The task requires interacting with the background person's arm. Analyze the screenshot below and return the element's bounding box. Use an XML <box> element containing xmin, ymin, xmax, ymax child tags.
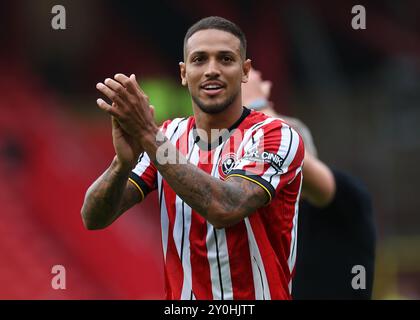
<box><xmin>242</xmin><ymin>68</ymin><xmax>335</xmax><ymax>208</ymax></box>
<box><xmin>300</xmin><ymin>152</ymin><xmax>336</xmax><ymax>208</ymax></box>
<box><xmin>279</xmin><ymin>115</ymin><xmax>336</xmax><ymax>207</ymax></box>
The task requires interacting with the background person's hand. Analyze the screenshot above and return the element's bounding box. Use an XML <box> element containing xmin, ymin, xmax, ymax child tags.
<box><xmin>242</xmin><ymin>68</ymin><xmax>273</xmax><ymax>106</ymax></box>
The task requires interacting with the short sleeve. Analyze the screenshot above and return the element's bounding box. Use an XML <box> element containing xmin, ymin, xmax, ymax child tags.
<box><xmin>129</xmin><ymin>152</ymin><xmax>158</xmax><ymax>201</ymax></box>
<box><xmin>128</xmin><ymin>118</ymin><xmax>180</xmax><ymax>200</ymax></box>
<box><xmin>226</xmin><ymin>120</ymin><xmax>304</xmax><ymax>202</ymax></box>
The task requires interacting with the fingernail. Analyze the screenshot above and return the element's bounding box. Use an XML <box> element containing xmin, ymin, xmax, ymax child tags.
<box><xmin>96</xmin><ymin>83</ymin><xmax>103</xmax><ymax>89</ymax></box>
<box><xmin>96</xmin><ymin>98</ymin><xmax>103</xmax><ymax>105</ymax></box>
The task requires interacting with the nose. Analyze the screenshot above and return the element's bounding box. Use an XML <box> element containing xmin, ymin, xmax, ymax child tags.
<box><xmin>204</xmin><ymin>59</ymin><xmax>221</xmax><ymax>78</ymax></box>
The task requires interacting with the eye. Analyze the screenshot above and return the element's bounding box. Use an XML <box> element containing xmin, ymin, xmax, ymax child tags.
<box><xmin>192</xmin><ymin>56</ymin><xmax>205</xmax><ymax>63</ymax></box>
<box><xmin>222</xmin><ymin>56</ymin><xmax>233</xmax><ymax>63</ymax></box>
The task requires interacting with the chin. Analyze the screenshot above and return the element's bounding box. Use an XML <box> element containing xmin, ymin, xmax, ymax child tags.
<box><xmin>193</xmin><ymin>94</ymin><xmax>238</xmax><ymax>115</ymax></box>
<box><xmin>197</xmin><ymin>101</ymin><xmax>231</xmax><ymax>114</ymax></box>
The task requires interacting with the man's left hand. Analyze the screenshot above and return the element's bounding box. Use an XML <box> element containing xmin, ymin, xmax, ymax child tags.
<box><xmin>96</xmin><ymin>73</ymin><xmax>157</xmax><ymax>144</ymax></box>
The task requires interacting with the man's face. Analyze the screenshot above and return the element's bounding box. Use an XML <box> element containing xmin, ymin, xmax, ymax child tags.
<box><xmin>180</xmin><ymin>29</ymin><xmax>251</xmax><ymax>114</ymax></box>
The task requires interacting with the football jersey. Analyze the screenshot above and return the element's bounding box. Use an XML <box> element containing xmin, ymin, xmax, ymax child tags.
<box><xmin>129</xmin><ymin>107</ymin><xmax>304</xmax><ymax>300</ymax></box>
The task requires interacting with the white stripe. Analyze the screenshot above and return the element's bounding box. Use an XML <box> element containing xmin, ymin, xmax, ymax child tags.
<box><xmin>206</xmin><ymin>225</ymin><xmax>234</xmax><ymax>300</ymax></box>
<box><xmin>269</xmin><ymin>125</ymin><xmax>301</xmax><ymax>190</ymax></box>
<box><xmin>288</xmin><ymin>166</ymin><xmax>303</xmax><ymax>293</ymax></box>
<box><xmin>244</xmin><ymin>218</ymin><xmax>271</xmax><ymax>300</ymax></box>
<box><xmin>237</xmin><ymin>118</ymin><xmax>277</xmax><ymax>156</ymax></box>
<box><xmin>205</xmin><ymin>142</ymin><xmax>234</xmax><ymax>300</ymax></box>
<box><xmin>179</xmin><ymin>135</ymin><xmax>199</xmax><ymax>299</ymax></box>
<box><xmin>132</xmin><ymin>152</ymin><xmax>151</xmax><ymax>177</ymax></box>
<box><xmin>158</xmin><ymin>174</ymin><xmax>169</xmax><ymax>261</ymax></box>
<box><xmin>179</xmin><ymin>200</ymin><xmax>193</xmax><ymax>299</ymax></box>
<box><xmin>261</xmin><ymin>123</ymin><xmax>291</xmax><ymax>188</ymax></box>
<box><xmin>164</xmin><ymin>117</ymin><xmax>189</xmax><ymax>141</ymax></box>
<box><xmin>233</xmin><ymin>118</ymin><xmax>280</xmax><ymax>177</ymax></box>
<box><xmin>157</xmin><ymin>118</ymin><xmax>187</xmax><ymax>264</ymax></box>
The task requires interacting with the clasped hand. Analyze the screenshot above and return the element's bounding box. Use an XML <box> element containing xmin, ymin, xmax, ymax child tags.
<box><xmin>96</xmin><ymin>73</ymin><xmax>156</xmax><ymax>143</ymax></box>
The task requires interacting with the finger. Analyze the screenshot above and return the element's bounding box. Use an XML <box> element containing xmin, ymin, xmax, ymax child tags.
<box><xmin>96</xmin><ymin>82</ymin><xmax>125</xmax><ymax>105</ymax></box>
<box><xmin>261</xmin><ymin>80</ymin><xmax>272</xmax><ymax>98</ymax></box>
<box><xmin>115</xmin><ymin>73</ymin><xmax>146</xmax><ymax>96</ymax></box>
<box><xmin>96</xmin><ymin>98</ymin><xmax>122</xmax><ymax>118</ymax></box>
<box><xmin>104</xmin><ymin>78</ymin><xmax>128</xmax><ymax>99</ymax></box>
<box><xmin>111</xmin><ymin>115</ymin><xmax>122</xmax><ymax>130</ymax></box>
<box><xmin>149</xmin><ymin>104</ymin><xmax>155</xmax><ymax>118</ymax></box>
<box><xmin>130</xmin><ymin>74</ymin><xmax>147</xmax><ymax>95</ymax></box>
<box><xmin>114</xmin><ymin>73</ymin><xmax>139</xmax><ymax>94</ymax></box>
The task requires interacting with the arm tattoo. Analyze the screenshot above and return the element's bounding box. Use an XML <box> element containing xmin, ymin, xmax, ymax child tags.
<box><xmin>81</xmin><ymin>159</ymin><xmax>141</xmax><ymax>229</ymax></box>
<box><xmin>149</xmin><ymin>137</ymin><xmax>268</xmax><ymax>227</ymax></box>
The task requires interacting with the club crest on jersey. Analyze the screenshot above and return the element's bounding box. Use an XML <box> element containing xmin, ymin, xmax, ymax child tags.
<box><xmin>243</xmin><ymin>147</ymin><xmax>284</xmax><ymax>172</ymax></box>
<box><xmin>218</xmin><ymin>153</ymin><xmax>237</xmax><ymax>178</ymax></box>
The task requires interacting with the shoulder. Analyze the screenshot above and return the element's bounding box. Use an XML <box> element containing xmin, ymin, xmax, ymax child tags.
<box><xmin>278</xmin><ymin>115</ymin><xmax>318</xmax><ymax>157</ymax></box>
<box><xmin>160</xmin><ymin>116</ymin><xmax>192</xmax><ymax>137</ymax></box>
<box><xmin>245</xmin><ymin>110</ymin><xmax>296</xmax><ymax>136</ymax></box>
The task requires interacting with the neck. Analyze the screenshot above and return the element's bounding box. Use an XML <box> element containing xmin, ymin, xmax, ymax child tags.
<box><xmin>193</xmin><ymin>101</ymin><xmax>244</xmax><ymax>144</ymax></box>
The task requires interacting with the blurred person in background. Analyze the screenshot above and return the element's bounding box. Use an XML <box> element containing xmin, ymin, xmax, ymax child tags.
<box><xmin>81</xmin><ymin>16</ymin><xmax>304</xmax><ymax>300</ymax></box>
<box><xmin>242</xmin><ymin>68</ymin><xmax>376</xmax><ymax>299</ymax></box>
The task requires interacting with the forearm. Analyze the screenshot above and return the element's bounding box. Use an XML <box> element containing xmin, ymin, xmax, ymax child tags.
<box><xmin>142</xmin><ymin>131</ymin><xmax>254</xmax><ymax>228</ymax></box>
<box><xmin>81</xmin><ymin>156</ymin><xmax>135</xmax><ymax>229</ymax></box>
<box><xmin>301</xmin><ymin>152</ymin><xmax>336</xmax><ymax>208</ymax></box>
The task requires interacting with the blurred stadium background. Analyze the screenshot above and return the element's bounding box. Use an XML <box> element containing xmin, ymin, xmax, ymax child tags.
<box><xmin>0</xmin><ymin>0</ymin><xmax>419</xmax><ymax>299</ymax></box>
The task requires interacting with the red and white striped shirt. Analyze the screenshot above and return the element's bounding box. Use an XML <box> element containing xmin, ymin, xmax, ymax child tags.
<box><xmin>129</xmin><ymin>107</ymin><xmax>304</xmax><ymax>300</ymax></box>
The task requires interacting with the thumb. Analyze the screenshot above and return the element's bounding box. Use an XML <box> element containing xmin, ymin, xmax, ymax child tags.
<box><xmin>111</xmin><ymin>116</ymin><xmax>121</xmax><ymax>129</ymax></box>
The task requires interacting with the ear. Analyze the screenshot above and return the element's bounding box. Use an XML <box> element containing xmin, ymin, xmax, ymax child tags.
<box><xmin>241</xmin><ymin>59</ymin><xmax>252</xmax><ymax>83</ymax></box>
<box><xmin>179</xmin><ymin>62</ymin><xmax>187</xmax><ymax>86</ymax></box>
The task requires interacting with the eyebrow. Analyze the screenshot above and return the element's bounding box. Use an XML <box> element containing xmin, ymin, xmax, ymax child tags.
<box><xmin>189</xmin><ymin>50</ymin><xmax>237</xmax><ymax>57</ymax></box>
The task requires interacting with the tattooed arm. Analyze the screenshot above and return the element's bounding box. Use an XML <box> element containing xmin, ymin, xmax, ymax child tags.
<box><xmin>144</xmin><ymin>133</ymin><xmax>269</xmax><ymax>229</ymax></box>
<box><xmin>81</xmin><ymin>156</ymin><xmax>142</xmax><ymax>230</ymax></box>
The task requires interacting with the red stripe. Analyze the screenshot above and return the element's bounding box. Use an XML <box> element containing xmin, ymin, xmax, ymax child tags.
<box><xmin>222</xmin><ymin>130</ymin><xmax>256</xmax><ymax>299</ymax></box>
<box><xmin>276</xmin><ymin>134</ymin><xmax>304</xmax><ymax>191</ymax></box>
<box><xmin>248</xmin><ymin>214</ymin><xmax>290</xmax><ymax>299</ymax></box>
<box><xmin>225</xmin><ymin>222</ymin><xmax>255</xmax><ymax>299</ymax></box>
<box><xmin>241</xmin><ymin>120</ymin><xmax>283</xmax><ymax>178</ymax></box>
<box><xmin>162</xmin><ymin>180</ymin><xmax>184</xmax><ymax>299</ymax></box>
<box><xmin>139</xmin><ymin>162</ymin><xmax>157</xmax><ymax>190</ymax></box>
<box><xmin>189</xmin><ymin>210</ymin><xmax>213</xmax><ymax>299</ymax></box>
<box><xmin>162</xmin><ymin>118</ymin><xmax>192</xmax><ymax>299</ymax></box>
<box><xmin>189</xmin><ymin>148</ymin><xmax>216</xmax><ymax>299</ymax></box>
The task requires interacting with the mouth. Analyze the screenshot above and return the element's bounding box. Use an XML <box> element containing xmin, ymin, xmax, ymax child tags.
<box><xmin>200</xmin><ymin>81</ymin><xmax>226</xmax><ymax>96</ymax></box>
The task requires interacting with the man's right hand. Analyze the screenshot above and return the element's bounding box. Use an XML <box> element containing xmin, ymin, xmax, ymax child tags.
<box><xmin>110</xmin><ymin>111</ymin><xmax>143</xmax><ymax>171</ymax></box>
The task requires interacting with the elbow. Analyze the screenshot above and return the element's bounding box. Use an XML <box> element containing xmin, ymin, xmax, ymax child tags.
<box><xmin>302</xmin><ymin>174</ymin><xmax>336</xmax><ymax>208</ymax></box>
<box><xmin>80</xmin><ymin>207</ymin><xmax>106</xmax><ymax>231</ymax></box>
<box><xmin>208</xmin><ymin>206</ymin><xmax>242</xmax><ymax>229</ymax></box>
<box><xmin>82</xmin><ymin>217</ymin><xmax>106</xmax><ymax>230</ymax></box>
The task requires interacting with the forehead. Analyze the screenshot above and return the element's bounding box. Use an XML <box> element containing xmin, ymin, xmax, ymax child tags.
<box><xmin>186</xmin><ymin>29</ymin><xmax>241</xmax><ymax>57</ymax></box>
